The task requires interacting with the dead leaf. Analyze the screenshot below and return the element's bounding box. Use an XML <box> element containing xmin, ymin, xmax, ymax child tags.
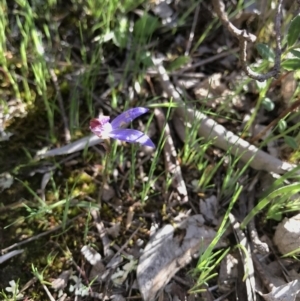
<box><xmin>81</xmin><ymin>245</ymin><xmax>106</xmax><ymax>282</ymax></box>
<box><xmin>102</xmin><ymin>183</ymin><xmax>115</xmax><ymax>202</ymax></box>
<box><xmin>199</xmin><ymin>195</ymin><xmax>218</xmax><ymax>225</ymax></box>
<box><xmin>0</xmin><ymin>172</ymin><xmax>14</xmax><ymax>192</ymax></box>
<box><xmin>137</xmin><ymin>214</ymin><xmax>218</xmax><ymax>301</ymax></box>
<box><xmin>273</xmin><ymin>213</ymin><xmax>300</xmax><ymax>255</ymax></box>
<box><xmin>89</xmin><ymin>261</ymin><xmax>106</xmax><ymax>282</ymax></box>
<box><xmin>260</xmin><ymin>280</ymin><xmax>300</xmax><ymax>301</ymax></box>
<box><xmin>111</xmin><ymin>295</ymin><xmax>126</xmax><ymax>301</ymax></box>
<box><xmin>111</xmin><ymin>256</ymin><xmax>137</xmax><ymax>286</ymax></box>
<box><xmin>151</xmin><ymin>0</ymin><xmax>176</xmax><ymax>27</ymax></box>
<box><xmin>106</xmin><ymin>222</ymin><xmax>121</xmax><ymax>238</ymax></box>
<box><xmin>281</xmin><ymin>72</ymin><xmax>296</xmax><ymax>105</ymax></box>
<box><xmin>218</xmin><ymin>253</ymin><xmax>238</xmax><ymax>292</ymax></box>
<box><xmin>51</xmin><ymin>270</ymin><xmax>71</xmax><ymax>291</ymax></box>
<box><xmin>81</xmin><ymin>245</ymin><xmax>102</xmax><ymax>266</ymax></box>
<box><xmin>264</xmin><ymin>261</ymin><xmax>286</xmax><ymax>288</ymax></box>
<box><xmin>0</xmin><ymin>130</ymin><xmax>13</xmax><ymax>141</ymax></box>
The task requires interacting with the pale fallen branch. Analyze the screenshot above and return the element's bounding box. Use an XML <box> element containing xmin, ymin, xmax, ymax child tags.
<box><xmin>154</xmin><ymin>58</ymin><xmax>297</xmax><ymax>175</ymax></box>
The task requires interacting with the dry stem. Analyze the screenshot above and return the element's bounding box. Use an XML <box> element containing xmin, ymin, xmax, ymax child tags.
<box><xmin>212</xmin><ymin>0</ymin><xmax>283</xmax><ymax>81</ymax></box>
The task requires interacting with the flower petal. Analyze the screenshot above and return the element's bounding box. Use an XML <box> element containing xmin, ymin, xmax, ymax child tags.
<box><xmin>90</xmin><ymin>116</ymin><xmax>110</xmax><ymax>129</ymax></box>
<box><xmin>111</xmin><ymin>107</ymin><xmax>149</xmax><ymax>129</ymax></box>
<box><xmin>90</xmin><ymin>117</ymin><xmax>112</xmax><ymax>137</ymax></box>
<box><xmin>109</xmin><ymin>129</ymin><xmax>155</xmax><ymax>148</ymax></box>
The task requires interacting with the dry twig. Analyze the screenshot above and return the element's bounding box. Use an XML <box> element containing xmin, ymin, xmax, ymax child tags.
<box><xmin>90</xmin><ymin>209</ymin><xmax>113</xmax><ymax>257</ymax></box>
<box><xmin>212</xmin><ymin>0</ymin><xmax>283</xmax><ymax>82</ymax></box>
<box><xmin>247</xmin><ymin>176</ymin><xmax>270</xmax><ymax>255</ymax></box>
<box><xmin>41</xmin><ymin>283</ymin><xmax>56</xmax><ymax>301</ymax></box>
<box><xmin>185</xmin><ymin>4</ymin><xmax>200</xmax><ymax>56</ymax></box>
<box><xmin>251</xmin><ymin>254</ymin><xmax>276</xmax><ymax>292</ymax></box>
<box><xmin>229</xmin><ymin>213</ymin><xmax>256</xmax><ymax>301</ymax></box>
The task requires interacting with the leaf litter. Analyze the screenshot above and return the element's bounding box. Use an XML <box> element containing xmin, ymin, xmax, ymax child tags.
<box><xmin>137</xmin><ymin>214</ymin><xmax>224</xmax><ymax>301</ymax></box>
